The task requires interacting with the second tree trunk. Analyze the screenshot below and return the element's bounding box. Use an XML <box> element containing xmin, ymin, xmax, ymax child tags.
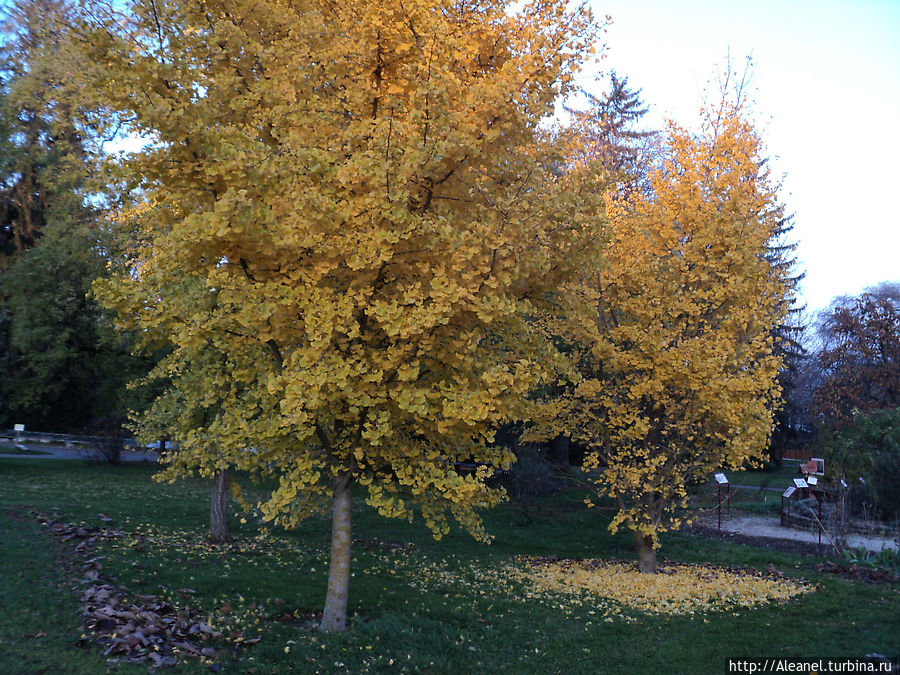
<box><xmin>210</xmin><ymin>468</ymin><xmax>233</xmax><ymax>544</ymax></box>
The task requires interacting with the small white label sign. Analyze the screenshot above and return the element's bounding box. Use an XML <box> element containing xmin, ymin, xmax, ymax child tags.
<box><xmin>793</xmin><ymin>478</ymin><xmax>808</xmax><ymax>489</ymax></box>
<box><xmin>13</xmin><ymin>424</ymin><xmax>25</xmax><ymax>432</ymax></box>
<box><xmin>714</xmin><ymin>473</ymin><xmax>728</xmax><ymax>484</ymax></box>
<box><xmin>783</xmin><ymin>486</ymin><xmax>796</xmax><ymax>498</ymax></box>
<box><xmin>807</xmin><ymin>476</ymin><xmax>818</xmax><ymax>486</ymax></box>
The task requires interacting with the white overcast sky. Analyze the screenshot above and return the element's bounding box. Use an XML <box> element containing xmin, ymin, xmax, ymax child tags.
<box><xmin>581</xmin><ymin>0</ymin><xmax>900</xmax><ymax>314</ymax></box>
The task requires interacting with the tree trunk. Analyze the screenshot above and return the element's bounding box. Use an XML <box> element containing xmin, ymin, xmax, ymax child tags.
<box><xmin>210</xmin><ymin>469</ymin><xmax>233</xmax><ymax>544</ymax></box>
<box><xmin>549</xmin><ymin>435</ymin><xmax>570</xmax><ymax>466</ymax></box>
<box><xmin>319</xmin><ymin>472</ymin><xmax>353</xmax><ymax>633</ymax></box>
<box><xmin>634</xmin><ymin>531</ymin><xmax>657</xmax><ymax>573</ymax></box>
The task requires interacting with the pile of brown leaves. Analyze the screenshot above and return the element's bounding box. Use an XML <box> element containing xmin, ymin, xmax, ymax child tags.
<box><xmin>816</xmin><ymin>561</ymin><xmax>899</xmax><ymax>584</ymax></box>
<box><xmin>33</xmin><ymin>510</ymin><xmax>125</xmax><ymax>551</ymax></box>
<box><xmin>79</xmin><ymin>579</ymin><xmax>228</xmax><ymax>668</ymax></box>
<box><xmin>32</xmin><ymin>511</ymin><xmax>259</xmax><ymax>668</ymax></box>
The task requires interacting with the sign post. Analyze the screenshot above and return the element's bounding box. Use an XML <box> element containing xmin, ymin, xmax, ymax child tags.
<box><xmin>714</xmin><ymin>473</ymin><xmax>729</xmax><ymax>532</ymax></box>
<box><xmin>782</xmin><ymin>486</ymin><xmax>796</xmax><ymax>527</ymax></box>
<box><xmin>818</xmin><ymin>495</ymin><xmax>823</xmax><ymax>546</ymax></box>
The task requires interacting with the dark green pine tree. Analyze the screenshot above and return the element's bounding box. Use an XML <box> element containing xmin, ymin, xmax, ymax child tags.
<box><xmin>765</xmin><ymin>212</ymin><xmax>808</xmax><ymax>465</ymax></box>
<box><xmin>569</xmin><ymin>71</ymin><xmax>657</xmax><ymax>188</ymax></box>
<box><xmin>523</xmin><ymin>73</ymin><xmax>656</xmax><ymax>467</ymax></box>
<box><xmin>0</xmin><ymin>0</ymin><xmax>89</xmax><ymax>266</ymax></box>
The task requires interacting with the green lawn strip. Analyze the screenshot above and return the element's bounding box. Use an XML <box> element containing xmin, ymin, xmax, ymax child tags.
<box><xmin>0</xmin><ymin>509</ymin><xmax>142</xmax><ymax>673</ymax></box>
<box><xmin>691</xmin><ymin>479</ymin><xmax>786</xmax><ymax>517</ymax></box>
<box><xmin>1</xmin><ymin>458</ymin><xmax>898</xmax><ymax>673</ymax></box>
<box><xmin>722</xmin><ymin>462</ymin><xmax>805</xmax><ymax>489</ymax></box>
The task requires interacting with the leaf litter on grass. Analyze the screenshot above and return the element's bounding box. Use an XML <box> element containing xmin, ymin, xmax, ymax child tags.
<box><xmin>392</xmin><ymin>550</ymin><xmax>815</xmax><ymax>623</ymax></box>
<box><xmin>504</xmin><ymin>556</ymin><xmax>815</xmax><ymax>619</ymax></box>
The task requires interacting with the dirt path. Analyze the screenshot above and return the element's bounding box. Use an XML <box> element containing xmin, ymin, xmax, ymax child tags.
<box><xmin>700</xmin><ymin>514</ymin><xmax>897</xmax><ymax>553</ymax></box>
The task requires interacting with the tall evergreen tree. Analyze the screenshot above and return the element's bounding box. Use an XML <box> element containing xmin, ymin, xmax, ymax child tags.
<box><xmin>0</xmin><ymin>0</ymin><xmax>147</xmax><ymax>431</ymax></box>
<box><xmin>766</xmin><ymin>213</ymin><xmax>807</xmax><ymax>463</ymax></box>
<box><xmin>525</xmin><ymin>73</ymin><xmax>654</xmax><ymax>466</ymax></box>
<box><xmin>566</xmin><ymin>71</ymin><xmax>657</xmax><ymax>189</ymax></box>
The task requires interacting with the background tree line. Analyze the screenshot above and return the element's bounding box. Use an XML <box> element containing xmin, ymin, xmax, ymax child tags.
<box><xmin>775</xmin><ymin>281</ymin><xmax>900</xmax><ymax>520</ymax></box>
<box><xmin>0</xmin><ymin>0</ymin><xmax>156</xmax><ymax>435</ymax></box>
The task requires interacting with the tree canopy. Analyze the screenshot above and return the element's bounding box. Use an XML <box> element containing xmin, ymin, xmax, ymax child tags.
<box><xmin>528</xmin><ymin>98</ymin><xmax>790</xmax><ymax>572</ymax></box>
<box><xmin>813</xmin><ymin>283</ymin><xmax>900</xmax><ymax>423</ymax></box>
<box><xmin>84</xmin><ymin>0</ymin><xmax>598</xmax><ymax>630</ymax></box>
<box><xmin>0</xmin><ymin>0</ymin><xmax>144</xmax><ymax>431</ymax></box>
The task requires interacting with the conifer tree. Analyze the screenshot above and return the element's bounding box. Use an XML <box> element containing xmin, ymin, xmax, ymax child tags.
<box><xmin>576</xmin><ymin>71</ymin><xmax>656</xmax><ymax>181</ymax></box>
<box><xmin>765</xmin><ymin>213</ymin><xmax>807</xmax><ymax>463</ymax></box>
<box><xmin>0</xmin><ymin>0</ymin><xmax>88</xmax><ymax>266</ymax></box>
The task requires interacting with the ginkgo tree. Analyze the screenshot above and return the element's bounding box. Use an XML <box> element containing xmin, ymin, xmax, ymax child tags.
<box><xmin>528</xmin><ymin>98</ymin><xmax>789</xmax><ymax>573</ymax></box>
<box><xmin>80</xmin><ymin>0</ymin><xmax>598</xmax><ymax>631</ymax></box>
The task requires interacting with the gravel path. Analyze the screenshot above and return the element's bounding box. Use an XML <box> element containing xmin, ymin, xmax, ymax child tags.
<box><xmin>700</xmin><ymin>514</ymin><xmax>898</xmax><ymax>553</ymax></box>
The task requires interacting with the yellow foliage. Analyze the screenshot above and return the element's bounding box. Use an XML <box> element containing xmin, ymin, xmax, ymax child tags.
<box><xmin>528</xmin><ymin>100</ymin><xmax>790</xmax><ymax>549</ymax></box>
<box><xmin>84</xmin><ymin>0</ymin><xmax>600</xmax><ymax>539</ymax></box>
<box><xmin>509</xmin><ymin>558</ymin><xmax>813</xmax><ymax>616</ymax></box>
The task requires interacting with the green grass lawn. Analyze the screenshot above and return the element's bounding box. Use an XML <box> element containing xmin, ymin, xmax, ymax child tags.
<box><xmin>714</xmin><ymin>461</ymin><xmax>804</xmax><ymax>489</ymax></box>
<box><xmin>690</xmin><ymin>462</ymin><xmax>810</xmax><ymax>516</ymax></box>
<box><xmin>1</xmin><ymin>458</ymin><xmax>898</xmax><ymax>674</ymax></box>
